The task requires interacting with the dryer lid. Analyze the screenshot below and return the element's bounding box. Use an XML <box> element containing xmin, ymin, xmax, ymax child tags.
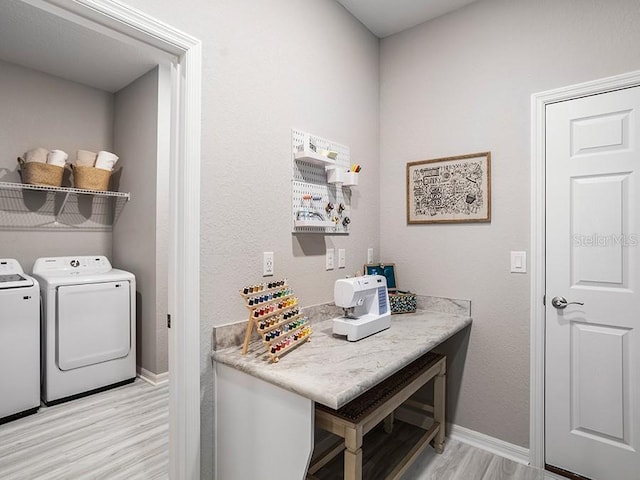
<box><xmin>0</xmin><ymin>259</ymin><xmax>34</xmax><ymax>289</ymax></box>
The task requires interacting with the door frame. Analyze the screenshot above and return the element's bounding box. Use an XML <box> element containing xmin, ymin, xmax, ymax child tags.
<box><xmin>22</xmin><ymin>0</ymin><xmax>202</xmax><ymax>478</ymax></box>
<box><xmin>530</xmin><ymin>70</ymin><xmax>640</xmax><ymax>469</ymax></box>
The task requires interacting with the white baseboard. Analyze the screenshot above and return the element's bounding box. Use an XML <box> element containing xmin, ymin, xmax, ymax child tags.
<box><xmin>137</xmin><ymin>367</ymin><xmax>169</xmax><ymax>386</ymax></box>
<box><xmin>447</xmin><ymin>423</ymin><xmax>530</xmax><ymax>465</ymax></box>
<box><xmin>395</xmin><ymin>406</ymin><xmax>530</xmax><ymax>465</ymax></box>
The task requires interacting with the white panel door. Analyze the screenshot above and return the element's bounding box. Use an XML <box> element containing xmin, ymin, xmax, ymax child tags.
<box><xmin>545</xmin><ymin>87</ymin><xmax>640</xmax><ymax>480</ymax></box>
<box><xmin>57</xmin><ymin>281</ymin><xmax>131</xmax><ymax>370</ymax></box>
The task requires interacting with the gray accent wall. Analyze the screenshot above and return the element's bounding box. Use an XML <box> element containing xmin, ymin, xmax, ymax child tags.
<box><xmin>71</xmin><ymin>0</ymin><xmax>640</xmax><ymax>476</ymax></box>
<box><xmin>379</xmin><ymin>0</ymin><xmax>640</xmax><ymax>448</ymax></box>
<box><xmin>113</xmin><ymin>66</ymin><xmax>170</xmax><ymax>377</ymax></box>
<box><xmin>0</xmin><ymin>58</ymin><xmax>168</xmax><ymax>377</ymax></box>
<box><xmin>122</xmin><ymin>1</ymin><xmax>381</xmax><ymax>478</ymax></box>
<box><xmin>0</xmin><ymin>59</ymin><xmax>114</xmax><ymax>270</ymax></box>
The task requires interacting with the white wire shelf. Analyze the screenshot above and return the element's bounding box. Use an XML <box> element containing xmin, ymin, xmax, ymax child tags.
<box><xmin>0</xmin><ymin>181</ymin><xmax>130</xmax><ymax>231</ymax></box>
<box><xmin>0</xmin><ymin>181</ymin><xmax>130</xmax><ymax>199</ymax></box>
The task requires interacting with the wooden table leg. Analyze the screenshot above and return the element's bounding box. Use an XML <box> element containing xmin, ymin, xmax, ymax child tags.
<box><xmin>433</xmin><ymin>359</ymin><xmax>446</xmax><ymax>454</ymax></box>
<box><xmin>344</xmin><ymin>425</ymin><xmax>363</xmax><ymax>480</ymax></box>
<box><xmin>384</xmin><ymin>411</ymin><xmax>395</xmax><ymax>434</ymax></box>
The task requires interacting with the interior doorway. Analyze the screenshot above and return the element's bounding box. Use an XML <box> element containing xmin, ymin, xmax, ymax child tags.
<box><xmin>531</xmin><ymin>71</ymin><xmax>640</xmax><ymax>477</ymax></box>
<box><xmin>544</xmin><ymin>86</ymin><xmax>640</xmax><ymax>480</ymax></box>
<box><xmin>0</xmin><ymin>1</ymin><xmax>202</xmax><ymax>478</ymax></box>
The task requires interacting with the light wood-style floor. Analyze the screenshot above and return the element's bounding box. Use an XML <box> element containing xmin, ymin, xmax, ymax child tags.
<box><xmin>0</xmin><ymin>379</ymin><xmax>168</xmax><ymax>480</ymax></box>
<box><xmin>0</xmin><ymin>380</ymin><xmax>558</xmax><ymax>480</ymax></box>
<box><xmin>313</xmin><ymin>421</ymin><xmax>556</xmax><ymax>480</ymax></box>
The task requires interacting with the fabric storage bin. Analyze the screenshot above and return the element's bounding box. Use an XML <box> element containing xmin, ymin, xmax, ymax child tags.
<box><xmin>389</xmin><ymin>291</ymin><xmax>417</xmax><ymax>314</ymax></box>
<box><xmin>364</xmin><ymin>263</ymin><xmax>416</xmax><ymax>314</ymax></box>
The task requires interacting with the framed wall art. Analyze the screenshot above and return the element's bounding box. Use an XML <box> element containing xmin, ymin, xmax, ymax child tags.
<box><xmin>406</xmin><ymin>152</ymin><xmax>491</xmax><ymax>224</ymax></box>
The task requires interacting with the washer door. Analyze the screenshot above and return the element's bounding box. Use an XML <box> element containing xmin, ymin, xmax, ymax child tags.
<box><xmin>56</xmin><ymin>281</ymin><xmax>130</xmax><ymax>371</ymax></box>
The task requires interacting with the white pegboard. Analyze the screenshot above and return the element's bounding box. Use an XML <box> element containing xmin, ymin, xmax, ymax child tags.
<box><xmin>292</xmin><ymin>181</ymin><xmax>351</xmax><ymax>234</ymax></box>
<box><xmin>291</xmin><ymin>129</ymin><xmax>353</xmax><ymax>234</ymax></box>
<box><xmin>292</xmin><ymin>129</ymin><xmax>350</xmax><ymax>183</ymax></box>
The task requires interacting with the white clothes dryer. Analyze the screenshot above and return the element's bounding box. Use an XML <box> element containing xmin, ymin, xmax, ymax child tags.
<box><xmin>0</xmin><ymin>259</ymin><xmax>40</xmax><ymax>424</ymax></box>
<box><xmin>32</xmin><ymin>256</ymin><xmax>136</xmax><ymax>405</ymax></box>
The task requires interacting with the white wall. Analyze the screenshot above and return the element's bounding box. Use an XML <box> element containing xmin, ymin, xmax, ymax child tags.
<box><xmin>120</xmin><ymin>1</ymin><xmax>380</xmax><ymax>477</ymax></box>
<box><xmin>113</xmin><ymin>66</ymin><xmax>170</xmax><ymax>376</ymax></box>
<box><xmin>0</xmin><ymin>59</ymin><xmax>114</xmax><ymax>269</ymax></box>
<box><xmin>379</xmin><ymin>0</ymin><xmax>640</xmax><ymax>448</ymax></box>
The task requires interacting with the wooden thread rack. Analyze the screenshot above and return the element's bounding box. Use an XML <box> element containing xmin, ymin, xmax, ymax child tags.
<box><xmin>240</xmin><ymin>279</ymin><xmax>312</xmax><ymax>363</ymax></box>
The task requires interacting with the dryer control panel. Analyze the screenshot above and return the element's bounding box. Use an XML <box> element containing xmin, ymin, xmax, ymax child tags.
<box><xmin>32</xmin><ymin>256</ymin><xmax>112</xmax><ymax>276</ymax></box>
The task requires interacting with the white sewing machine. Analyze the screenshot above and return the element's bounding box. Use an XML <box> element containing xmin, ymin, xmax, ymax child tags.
<box><xmin>332</xmin><ymin>275</ymin><xmax>391</xmax><ymax>341</ymax></box>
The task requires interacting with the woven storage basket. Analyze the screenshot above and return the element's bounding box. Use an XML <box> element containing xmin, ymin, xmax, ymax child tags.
<box><xmin>72</xmin><ymin>165</ymin><xmax>111</xmax><ymax>191</ymax></box>
<box><xmin>17</xmin><ymin>157</ymin><xmax>64</xmax><ymax>187</ymax></box>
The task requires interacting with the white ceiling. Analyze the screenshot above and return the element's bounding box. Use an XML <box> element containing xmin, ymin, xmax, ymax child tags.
<box><xmin>0</xmin><ymin>0</ymin><xmax>171</xmax><ymax>92</ymax></box>
<box><xmin>335</xmin><ymin>0</ymin><xmax>479</xmax><ymax>38</ymax></box>
<box><xmin>0</xmin><ymin>0</ymin><xmax>478</xmax><ymax>91</ymax></box>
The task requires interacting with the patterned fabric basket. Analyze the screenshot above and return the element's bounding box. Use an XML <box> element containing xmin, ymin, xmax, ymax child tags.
<box><xmin>389</xmin><ymin>291</ymin><xmax>417</xmax><ymax>314</ymax></box>
<box><xmin>364</xmin><ymin>263</ymin><xmax>417</xmax><ymax>314</ymax></box>
<box><xmin>17</xmin><ymin>157</ymin><xmax>64</xmax><ymax>187</ymax></box>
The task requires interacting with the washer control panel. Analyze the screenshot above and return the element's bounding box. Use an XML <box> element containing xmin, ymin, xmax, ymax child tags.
<box><xmin>32</xmin><ymin>256</ymin><xmax>112</xmax><ymax>276</ymax></box>
<box><xmin>0</xmin><ymin>259</ymin><xmax>25</xmax><ymax>275</ymax></box>
<box><xmin>0</xmin><ymin>258</ymin><xmax>33</xmax><ymax>288</ymax></box>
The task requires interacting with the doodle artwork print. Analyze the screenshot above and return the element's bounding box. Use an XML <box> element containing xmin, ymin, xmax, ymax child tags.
<box><xmin>406</xmin><ymin>152</ymin><xmax>491</xmax><ymax>224</ymax></box>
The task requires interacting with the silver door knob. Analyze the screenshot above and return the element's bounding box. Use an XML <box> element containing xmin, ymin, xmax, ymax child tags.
<box><xmin>551</xmin><ymin>296</ymin><xmax>584</xmax><ymax>310</ymax></box>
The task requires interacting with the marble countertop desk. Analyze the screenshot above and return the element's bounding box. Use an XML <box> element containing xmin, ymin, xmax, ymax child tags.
<box><xmin>212</xmin><ymin>295</ymin><xmax>472</xmax><ymax>410</ymax></box>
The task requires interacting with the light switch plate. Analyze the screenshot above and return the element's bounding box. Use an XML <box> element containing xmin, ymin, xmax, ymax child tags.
<box><xmin>367</xmin><ymin>248</ymin><xmax>373</xmax><ymax>264</ymax></box>
<box><xmin>510</xmin><ymin>251</ymin><xmax>526</xmax><ymax>273</ymax></box>
<box><xmin>326</xmin><ymin>248</ymin><xmax>335</xmax><ymax>270</ymax></box>
<box><xmin>338</xmin><ymin>249</ymin><xmax>346</xmax><ymax>268</ymax></box>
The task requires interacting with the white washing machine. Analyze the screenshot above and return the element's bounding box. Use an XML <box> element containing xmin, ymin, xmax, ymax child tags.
<box><xmin>32</xmin><ymin>256</ymin><xmax>136</xmax><ymax>405</ymax></box>
<box><xmin>0</xmin><ymin>259</ymin><xmax>40</xmax><ymax>424</ymax></box>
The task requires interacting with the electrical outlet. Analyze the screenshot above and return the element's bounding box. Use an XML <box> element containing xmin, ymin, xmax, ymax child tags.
<box><xmin>326</xmin><ymin>248</ymin><xmax>335</xmax><ymax>270</ymax></box>
<box><xmin>367</xmin><ymin>248</ymin><xmax>373</xmax><ymax>264</ymax></box>
<box><xmin>338</xmin><ymin>248</ymin><xmax>346</xmax><ymax>268</ymax></box>
<box><xmin>263</xmin><ymin>252</ymin><xmax>274</xmax><ymax>276</ymax></box>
